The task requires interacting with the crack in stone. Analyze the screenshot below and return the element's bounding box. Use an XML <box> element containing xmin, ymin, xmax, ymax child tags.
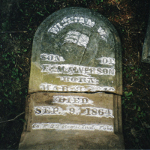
<box><xmin>79</xmin><ymin>48</ymin><xmax>87</xmax><ymax>65</ymax></box>
<box><xmin>28</xmin><ymin>91</ymin><xmax>116</xmax><ymax>95</ymax></box>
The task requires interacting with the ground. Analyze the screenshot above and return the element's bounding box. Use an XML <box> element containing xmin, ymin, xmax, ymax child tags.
<box><xmin>0</xmin><ymin>0</ymin><xmax>150</xmax><ymax>149</ymax></box>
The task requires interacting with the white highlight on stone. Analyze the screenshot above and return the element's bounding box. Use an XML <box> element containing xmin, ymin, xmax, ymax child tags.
<box><xmin>34</xmin><ymin>106</ymin><xmax>81</xmax><ymax>116</ymax></box>
<box><xmin>40</xmin><ymin>53</ymin><xmax>65</xmax><ymax>62</ymax></box>
<box><xmin>39</xmin><ymin>83</ymin><xmax>115</xmax><ymax>92</ymax></box>
<box><xmin>32</xmin><ymin>123</ymin><xmax>113</xmax><ymax>132</ymax></box>
<box><xmin>34</xmin><ymin>106</ymin><xmax>114</xmax><ymax>118</ymax></box>
<box><xmin>58</xmin><ymin>76</ymin><xmax>99</xmax><ymax>84</ymax></box>
<box><xmin>97</xmin><ymin>27</ymin><xmax>107</xmax><ymax>41</ymax></box>
<box><xmin>34</xmin><ymin>106</ymin><xmax>65</xmax><ymax>115</ymax></box>
<box><xmin>97</xmin><ymin>57</ymin><xmax>115</xmax><ymax>65</ymax></box>
<box><xmin>41</xmin><ymin>64</ymin><xmax>115</xmax><ymax>76</ymax></box>
<box><xmin>53</xmin><ymin>96</ymin><xmax>93</xmax><ymax>105</ymax></box>
<box><xmin>81</xmin><ymin>107</ymin><xmax>114</xmax><ymax>118</ymax></box>
<box><xmin>64</xmin><ymin>31</ymin><xmax>89</xmax><ymax>48</ymax></box>
<box><xmin>48</xmin><ymin>17</ymin><xmax>95</xmax><ymax>34</ymax></box>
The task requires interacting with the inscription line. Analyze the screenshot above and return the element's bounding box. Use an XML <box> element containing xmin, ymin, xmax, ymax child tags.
<box><xmin>41</xmin><ymin>64</ymin><xmax>115</xmax><ymax>76</ymax></box>
<box><xmin>32</xmin><ymin>123</ymin><xmax>113</xmax><ymax>132</ymax></box>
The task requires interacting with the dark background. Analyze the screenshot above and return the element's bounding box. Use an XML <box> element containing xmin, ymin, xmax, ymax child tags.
<box><xmin>0</xmin><ymin>0</ymin><xmax>150</xmax><ymax>149</ymax></box>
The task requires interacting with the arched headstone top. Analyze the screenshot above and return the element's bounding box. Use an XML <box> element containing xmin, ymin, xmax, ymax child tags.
<box><xmin>29</xmin><ymin>7</ymin><xmax>122</xmax><ymax>95</ymax></box>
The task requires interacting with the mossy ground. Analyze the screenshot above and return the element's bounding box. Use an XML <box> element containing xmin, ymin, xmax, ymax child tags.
<box><xmin>0</xmin><ymin>0</ymin><xmax>150</xmax><ymax>149</ymax></box>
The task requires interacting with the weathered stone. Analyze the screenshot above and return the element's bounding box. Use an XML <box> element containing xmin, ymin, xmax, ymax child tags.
<box><xmin>142</xmin><ymin>5</ymin><xmax>150</xmax><ymax>63</ymax></box>
<box><xmin>29</xmin><ymin>7</ymin><xmax>122</xmax><ymax>95</ymax></box>
<box><xmin>19</xmin><ymin>7</ymin><xmax>124</xmax><ymax>149</ymax></box>
<box><xmin>19</xmin><ymin>93</ymin><xmax>124</xmax><ymax>149</ymax></box>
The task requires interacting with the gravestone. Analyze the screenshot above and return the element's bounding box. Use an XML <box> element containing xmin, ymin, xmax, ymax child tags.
<box><xmin>19</xmin><ymin>7</ymin><xmax>124</xmax><ymax>149</ymax></box>
<box><xmin>142</xmin><ymin>5</ymin><xmax>150</xmax><ymax>63</ymax></box>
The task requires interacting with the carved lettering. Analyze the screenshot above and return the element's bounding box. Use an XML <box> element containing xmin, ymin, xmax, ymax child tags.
<box><xmin>81</xmin><ymin>107</ymin><xmax>114</xmax><ymax>118</ymax></box>
<box><xmin>48</xmin><ymin>16</ymin><xmax>95</xmax><ymax>34</ymax></box>
<box><xmin>41</xmin><ymin>64</ymin><xmax>115</xmax><ymax>76</ymax></box>
<box><xmin>34</xmin><ymin>106</ymin><xmax>64</xmax><ymax>115</ymax></box>
<box><xmin>34</xmin><ymin>106</ymin><xmax>81</xmax><ymax>116</ymax></box>
<box><xmin>40</xmin><ymin>53</ymin><xmax>65</xmax><ymax>62</ymax></box>
<box><xmin>53</xmin><ymin>96</ymin><xmax>93</xmax><ymax>105</ymax></box>
<box><xmin>97</xmin><ymin>27</ymin><xmax>107</xmax><ymax>41</ymax></box>
<box><xmin>58</xmin><ymin>76</ymin><xmax>99</xmax><ymax>84</ymax></box>
<box><xmin>97</xmin><ymin>57</ymin><xmax>115</xmax><ymax>65</ymax></box>
<box><xmin>39</xmin><ymin>83</ymin><xmax>115</xmax><ymax>92</ymax></box>
<box><xmin>32</xmin><ymin>123</ymin><xmax>113</xmax><ymax>132</ymax></box>
<box><xmin>34</xmin><ymin>106</ymin><xmax>114</xmax><ymax>118</ymax></box>
<box><xmin>86</xmin><ymin>19</ymin><xmax>95</xmax><ymax>27</ymax></box>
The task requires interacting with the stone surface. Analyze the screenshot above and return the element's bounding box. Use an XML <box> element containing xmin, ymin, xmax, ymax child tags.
<box><xmin>19</xmin><ymin>7</ymin><xmax>124</xmax><ymax>149</ymax></box>
<box><xmin>142</xmin><ymin>5</ymin><xmax>150</xmax><ymax>63</ymax></box>
<box><xmin>29</xmin><ymin>7</ymin><xmax>122</xmax><ymax>95</ymax></box>
<box><xmin>19</xmin><ymin>92</ymin><xmax>124</xmax><ymax>149</ymax></box>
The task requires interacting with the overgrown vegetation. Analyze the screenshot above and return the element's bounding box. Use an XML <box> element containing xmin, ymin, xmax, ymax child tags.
<box><xmin>0</xmin><ymin>0</ymin><xmax>150</xmax><ymax>149</ymax></box>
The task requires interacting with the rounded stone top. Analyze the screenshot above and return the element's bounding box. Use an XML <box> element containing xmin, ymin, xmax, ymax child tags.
<box><xmin>29</xmin><ymin>7</ymin><xmax>122</xmax><ymax>95</ymax></box>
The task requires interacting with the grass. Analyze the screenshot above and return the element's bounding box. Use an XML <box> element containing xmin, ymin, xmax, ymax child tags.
<box><xmin>0</xmin><ymin>0</ymin><xmax>150</xmax><ymax>149</ymax></box>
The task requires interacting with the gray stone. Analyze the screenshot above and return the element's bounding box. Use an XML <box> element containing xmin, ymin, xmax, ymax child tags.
<box><xmin>29</xmin><ymin>7</ymin><xmax>122</xmax><ymax>95</ymax></box>
<box><xmin>19</xmin><ymin>7</ymin><xmax>124</xmax><ymax>149</ymax></box>
<box><xmin>142</xmin><ymin>5</ymin><xmax>150</xmax><ymax>63</ymax></box>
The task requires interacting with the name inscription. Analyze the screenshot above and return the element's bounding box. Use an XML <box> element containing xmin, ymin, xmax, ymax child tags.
<box><xmin>32</xmin><ymin>123</ymin><xmax>113</xmax><ymax>132</ymax></box>
<box><xmin>39</xmin><ymin>83</ymin><xmax>115</xmax><ymax>92</ymax></box>
<box><xmin>97</xmin><ymin>27</ymin><xmax>107</xmax><ymax>41</ymax></box>
<box><xmin>41</xmin><ymin>64</ymin><xmax>115</xmax><ymax>76</ymax></box>
<box><xmin>48</xmin><ymin>16</ymin><xmax>95</xmax><ymax>34</ymax></box>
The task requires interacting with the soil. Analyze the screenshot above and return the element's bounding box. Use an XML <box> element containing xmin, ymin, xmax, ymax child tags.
<box><xmin>0</xmin><ymin>0</ymin><xmax>150</xmax><ymax>149</ymax></box>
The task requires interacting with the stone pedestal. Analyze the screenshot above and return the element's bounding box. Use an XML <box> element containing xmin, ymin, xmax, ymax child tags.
<box><xmin>19</xmin><ymin>7</ymin><xmax>124</xmax><ymax>149</ymax></box>
<box><xmin>19</xmin><ymin>93</ymin><xmax>124</xmax><ymax>149</ymax></box>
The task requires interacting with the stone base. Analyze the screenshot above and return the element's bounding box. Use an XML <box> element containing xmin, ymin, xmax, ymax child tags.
<box><xmin>19</xmin><ymin>130</ymin><xmax>124</xmax><ymax>149</ymax></box>
<box><xmin>19</xmin><ymin>92</ymin><xmax>124</xmax><ymax>149</ymax></box>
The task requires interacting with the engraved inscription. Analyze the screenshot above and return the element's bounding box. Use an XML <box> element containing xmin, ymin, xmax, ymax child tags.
<box><xmin>64</xmin><ymin>31</ymin><xmax>89</xmax><ymax>48</ymax></box>
<box><xmin>40</xmin><ymin>53</ymin><xmax>65</xmax><ymax>62</ymax></box>
<box><xmin>39</xmin><ymin>83</ymin><xmax>115</xmax><ymax>92</ymax></box>
<box><xmin>34</xmin><ymin>106</ymin><xmax>65</xmax><ymax>115</ymax></box>
<box><xmin>32</xmin><ymin>123</ymin><xmax>113</xmax><ymax>132</ymax></box>
<box><xmin>41</xmin><ymin>64</ymin><xmax>115</xmax><ymax>76</ymax></box>
<box><xmin>97</xmin><ymin>27</ymin><xmax>107</xmax><ymax>41</ymax></box>
<box><xmin>34</xmin><ymin>106</ymin><xmax>81</xmax><ymax>116</ymax></box>
<box><xmin>97</xmin><ymin>57</ymin><xmax>115</xmax><ymax>65</ymax></box>
<box><xmin>53</xmin><ymin>96</ymin><xmax>93</xmax><ymax>105</ymax></box>
<box><xmin>34</xmin><ymin>106</ymin><xmax>114</xmax><ymax>118</ymax></box>
<box><xmin>48</xmin><ymin>16</ymin><xmax>95</xmax><ymax>34</ymax></box>
<box><xmin>81</xmin><ymin>107</ymin><xmax>113</xmax><ymax>118</ymax></box>
<box><xmin>58</xmin><ymin>76</ymin><xmax>99</xmax><ymax>84</ymax></box>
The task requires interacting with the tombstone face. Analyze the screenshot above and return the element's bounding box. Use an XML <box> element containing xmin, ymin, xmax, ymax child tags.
<box><xmin>19</xmin><ymin>7</ymin><xmax>124</xmax><ymax>149</ymax></box>
<box><xmin>29</xmin><ymin>7</ymin><xmax>122</xmax><ymax>95</ymax></box>
<box><xmin>30</xmin><ymin>93</ymin><xmax>114</xmax><ymax>131</ymax></box>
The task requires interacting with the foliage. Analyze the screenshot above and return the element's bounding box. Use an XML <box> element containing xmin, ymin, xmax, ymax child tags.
<box><xmin>0</xmin><ymin>0</ymin><xmax>150</xmax><ymax>149</ymax></box>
